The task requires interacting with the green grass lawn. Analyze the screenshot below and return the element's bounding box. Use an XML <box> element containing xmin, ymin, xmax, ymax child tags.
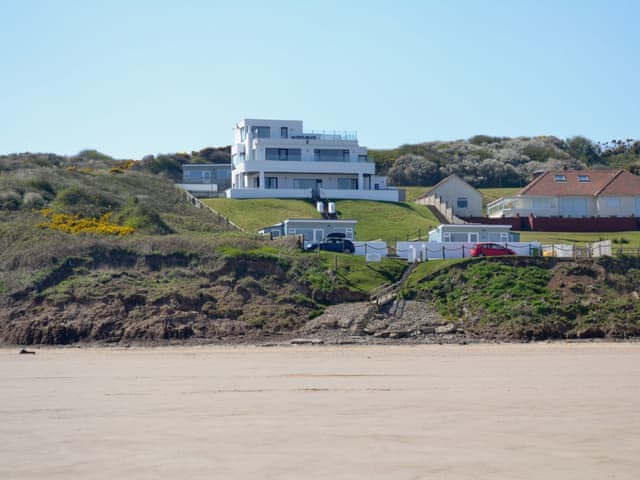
<box><xmin>205</xmin><ymin>198</ymin><xmax>439</xmax><ymax>243</ymax></box>
<box><xmin>400</xmin><ymin>186</ymin><xmax>430</xmax><ymax>202</ymax></box>
<box><xmin>204</xmin><ymin>198</ymin><xmax>321</xmax><ymax>232</ymax></box>
<box><xmin>520</xmin><ymin>231</ymin><xmax>640</xmax><ymax>248</ymax></box>
<box><xmin>335</xmin><ymin>200</ymin><xmax>439</xmax><ymax>242</ymax></box>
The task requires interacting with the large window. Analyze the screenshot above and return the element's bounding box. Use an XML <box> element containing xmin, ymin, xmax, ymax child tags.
<box><xmin>266</xmin><ymin>177</ymin><xmax>278</xmax><ymax>189</ymax></box>
<box><xmin>266</xmin><ymin>148</ymin><xmax>301</xmax><ymax>161</ymax></box>
<box><xmin>293</xmin><ymin>178</ymin><xmax>318</xmax><ymax>189</ymax></box>
<box><xmin>456</xmin><ymin>197</ymin><xmax>468</xmax><ymax>209</ymax></box>
<box><xmin>281</xmin><ymin>127</ymin><xmax>288</xmax><ymax>138</ymax></box>
<box><xmin>314</xmin><ymin>149</ymin><xmax>350</xmax><ymax>162</ymax></box>
<box><xmin>184</xmin><ymin>170</ymin><xmax>207</xmax><ymax>182</ymax></box>
<box><xmin>337</xmin><ymin>178</ymin><xmax>358</xmax><ymax>190</ymax></box>
<box><xmin>607</xmin><ymin>197</ymin><xmax>621</xmax><ymax>208</ymax></box>
<box><xmin>252</xmin><ymin>126</ymin><xmax>270</xmax><ymax>138</ymax></box>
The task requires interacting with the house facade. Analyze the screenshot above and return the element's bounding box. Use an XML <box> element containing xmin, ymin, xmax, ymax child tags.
<box><xmin>177</xmin><ymin>163</ymin><xmax>232</xmax><ymax>198</ymax></box>
<box><xmin>488</xmin><ymin>169</ymin><xmax>640</xmax><ymax>218</ymax></box>
<box><xmin>416</xmin><ymin>174</ymin><xmax>483</xmax><ymax>218</ymax></box>
<box><xmin>259</xmin><ymin>218</ymin><xmax>357</xmax><ymax>244</ymax></box>
<box><xmin>428</xmin><ymin>224</ymin><xmax>520</xmax><ymax>243</ymax></box>
<box><xmin>228</xmin><ymin>119</ymin><xmax>403</xmax><ymax>201</ymax></box>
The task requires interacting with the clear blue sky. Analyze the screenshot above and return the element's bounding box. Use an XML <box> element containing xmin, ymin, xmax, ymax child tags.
<box><xmin>1</xmin><ymin>0</ymin><xmax>638</xmax><ymax>159</ymax></box>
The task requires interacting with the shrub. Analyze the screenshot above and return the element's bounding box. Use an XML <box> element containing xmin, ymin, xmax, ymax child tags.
<box><xmin>22</xmin><ymin>192</ymin><xmax>46</xmax><ymax>209</ymax></box>
<box><xmin>0</xmin><ymin>191</ymin><xmax>21</xmax><ymax>210</ymax></box>
<box><xmin>114</xmin><ymin>198</ymin><xmax>173</xmax><ymax>235</ymax></box>
<box><xmin>54</xmin><ymin>187</ymin><xmax>119</xmax><ymax>218</ymax></box>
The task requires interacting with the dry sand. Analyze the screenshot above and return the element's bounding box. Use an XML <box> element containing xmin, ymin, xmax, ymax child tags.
<box><xmin>1</xmin><ymin>343</ymin><xmax>639</xmax><ymax>479</ymax></box>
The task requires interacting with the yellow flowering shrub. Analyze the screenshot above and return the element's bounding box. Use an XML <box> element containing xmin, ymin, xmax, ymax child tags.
<box><xmin>38</xmin><ymin>209</ymin><xmax>134</xmax><ymax>236</ymax></box>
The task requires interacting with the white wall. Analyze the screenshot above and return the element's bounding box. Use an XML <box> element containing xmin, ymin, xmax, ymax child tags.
<box><xmin>396</xmin><ymin>241</ymin><xmax>541</xmax><ymax>260</ymax></box>
<box><xmin>353</xmin><ymin>241</ymin><xmax>388</xmax><ymax>257</ymax></box>
<box><xmin>429</xmin><ymin>176</ymin><xmax>483</xmax><ymax>217</ymax></box>
<box><xmin>596</xmin><ymin>196</ymin><xmax>637</xmax><ymax>217</ymax></box>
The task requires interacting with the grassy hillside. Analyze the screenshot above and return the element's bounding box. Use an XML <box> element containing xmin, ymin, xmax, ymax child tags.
<box><xmin>406</xmin><ymin>256</ymin><xmax>640</xmax><ymax>340</ymax></box>
<box><xmin>204</xmin><ymin>198</ymin><xmax>321</xmax><ymax>232</ymax></box>
<box><xmin>205</xmin><ymin>197</ymin><xmax>439</xmax><ymax>243</ymax></box>
<box><xmin>335</xmin><ymin>200</ymin><xmax>438</xmax><ymax>242</ymax></box>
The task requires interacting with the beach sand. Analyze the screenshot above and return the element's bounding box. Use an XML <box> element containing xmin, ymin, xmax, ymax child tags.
<box><xmin>1</xmin><ymin>343</ymin><xmax>639</xmax><ymax>479</ymax></box>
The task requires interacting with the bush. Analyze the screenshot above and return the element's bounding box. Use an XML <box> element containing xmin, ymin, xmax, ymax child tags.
<box><xmin>0</xmin><ymin>191</ymin><xmax>21</xmax><ymax>210</ymax></box>
<box><xmin>54</xmin><ymin>187</ymin><xmax>120</xmax><ymax>218</ymax></box>
<box><xmin>114</xmin><ymin>198</ymin><xmax>173</xmax><ymax>235</ymax></box>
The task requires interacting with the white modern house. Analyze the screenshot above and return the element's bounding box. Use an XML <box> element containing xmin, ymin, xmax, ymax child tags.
<box><xmin>227</xmin><ymin>119</ymin><xmax>404</xmax><ymax>201</ymax></box>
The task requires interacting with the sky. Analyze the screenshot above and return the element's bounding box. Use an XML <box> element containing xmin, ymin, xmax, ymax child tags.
<box><xmin>1</xmin><ymin>0</ymin><xmax>639</xmax><ymax>159</ymax></box>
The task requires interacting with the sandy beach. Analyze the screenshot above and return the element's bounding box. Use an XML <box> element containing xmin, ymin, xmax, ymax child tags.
<box><xmin>1</xmin><ymin>343</ymin><xmax>639</xmax><ymax>479</ymax></box>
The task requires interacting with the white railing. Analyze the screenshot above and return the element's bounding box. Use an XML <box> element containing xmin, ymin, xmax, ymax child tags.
<box><xmin>226</xmin><ymin>188</ymin><xmax>313</xmax><ymax>199</ymax></box>
<box><xmin>415</xmin><ymin>194</ymin><xmax>465</xmax><ymax>224</ymax></box>
<box><xmin>319</xmin><ymin>188</ymin><xmax>403</xmax><ymax>202</ymax></box>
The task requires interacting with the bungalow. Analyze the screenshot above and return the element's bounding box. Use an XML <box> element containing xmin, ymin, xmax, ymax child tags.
<box><xmin>176</xmin><ymin>163</ymin><xmax>232</xmax><ymax>198</ymax></box>
<box><xmin>259</xmin><ymin>218</ymin><xmax>357</xmax><ymax>245</ymax></box>
<box><xmin>428</xmin><ymin>224</ymin><xmax>520</xmax><ymax>243</ymax></box>
<box><xmin>488</xmin><ymin>169</ymin><xmax>640</xmax><ymax>218</ymax></box>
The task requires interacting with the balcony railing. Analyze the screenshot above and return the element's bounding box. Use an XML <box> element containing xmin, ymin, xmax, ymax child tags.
<box><xmin>290</xmin><ymin>130</ymin><xmax>357</xmax><ymax>141</ymax></box>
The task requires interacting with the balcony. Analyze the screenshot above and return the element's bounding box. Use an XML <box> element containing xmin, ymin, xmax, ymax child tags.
<box><xmin>290</xmin><ymin>130</ymin><xmax>357</xmax><ymax>141</ymax></box>
<box><xmin>226</xmin><ymin>188</ymin><xmax>313</xmax><ymax>199</ymax></box>
<box><xmin>319</xmin><ymin>188</ymin><xmax>405</xmax><ymax>202</ymax></box>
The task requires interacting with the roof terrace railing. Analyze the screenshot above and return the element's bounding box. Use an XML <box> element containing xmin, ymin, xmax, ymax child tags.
<box><xmin>290</xmin><ymin>130</ymin><xmax>358</xmax><ymax>141</ymax></box>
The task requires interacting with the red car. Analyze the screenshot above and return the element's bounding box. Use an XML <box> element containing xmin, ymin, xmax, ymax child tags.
<box><xmin>470</xmin><ymin>242</ymin><xmax>516</xmax><ymax>257</ymax></box>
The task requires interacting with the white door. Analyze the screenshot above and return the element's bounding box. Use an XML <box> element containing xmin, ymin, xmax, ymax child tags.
<box><xmin>468</xmin><ymin>233</ymin><xmax>478</xmax><ymax>243</ymax></box>
<box><xmin>313</xmin><ymin>229</ymin><xmax>324</xmax><ymax>242</ymax></box>
<box><xmin>559</xmin><ymin>198</ymin><xmax>588</xmax><ymax>217</ymax></box>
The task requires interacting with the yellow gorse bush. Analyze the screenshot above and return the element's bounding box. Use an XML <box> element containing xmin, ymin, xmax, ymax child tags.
<box><xmin>38</xmin><ymin>209</ymin><xmax>134</xmax><ymax>236</ymax></box>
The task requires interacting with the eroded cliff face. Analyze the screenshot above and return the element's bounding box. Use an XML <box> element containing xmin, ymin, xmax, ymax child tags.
<box><xmin>0</xmin><ymin>248</ymin><xmax>369</xmax><ymax>345</ymax></box>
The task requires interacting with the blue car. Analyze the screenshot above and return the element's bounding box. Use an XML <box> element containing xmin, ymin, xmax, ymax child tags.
<box><xmin>305</xmin><ymin>238</ymin><xmax>355</xmax><ymax>254</ymax></box>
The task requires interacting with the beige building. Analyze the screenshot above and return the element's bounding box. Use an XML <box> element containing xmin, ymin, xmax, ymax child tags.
<box><xmin>418</xmin><ymin>174</ymin><xmax>483</xmax><ymax>218</ymax></box>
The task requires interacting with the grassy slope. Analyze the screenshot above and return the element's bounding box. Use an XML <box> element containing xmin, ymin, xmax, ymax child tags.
<box><xmin>204</xmin><ymin>198</ymin><xmax>321</xmax><ymax>232</ymax></box>
<box><xmin>206</xmin><ymin>198</ymin><xmax>440</xmax><ymax>243</ymax></box>
<box><xmin>335</xmin><ymin>200</ymin><xmax>438</xmax><ymax>242</ymax></box>
<box><xmin>406</xmin><ymin>256</ymin><xmax>640</xmax><ymax>340</ymax></box>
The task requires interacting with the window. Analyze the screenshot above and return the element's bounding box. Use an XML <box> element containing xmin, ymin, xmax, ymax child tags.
<box><xmin>240</xmin><ymin>127</ymin><xmax>246</xmax><ymax>141</ymax></box>
<box><xmin>451</xmin><ymin>233</ymin><xmax>468</xmax><ymax>242</ymax></box>
<box><xmin>607</xmin><ymin>197</ymin><xmax>621</xmax><ymax>208</ymax></box>
<box><xmin>554</xmin><ymin>174</ymin><xmax>567</xmax><ymax>183</ymax></box>
<box><xmin>266</xmin><ymin>177</ymin><xmax>278</xmax><ymax>189</ymax></box>
<box><xmin>293</xmin><ymin>178</ymin><xmax>317</xmax><ymax>189</ymax></box>
<box><xmin>358</xmin><ymin>154</ymin><xmax>368</xmax><ymax>162</ymax></box>
<box><xmin>337</xmin><ymin>178</ymin><xmax>358</xmax><ymax>190</ymax></box>
<box><xmin>266</xmin><ymin>148</ymin><xmax>301</xmax><ymax>161</ymax></box>
<box><xmin>253</xmin><ymin>126</ymin><xmax>270</xmax><ymax>138</ymax></box>
<box><xmin>184</xmin><ymin>170</ymin><xmax>206</xmax><ymax>181</ymax></box>
<box><xmin>314</xmin><ymin>149</ymin><xmax>350</xmax><ymax>162</ymax></box>
<box><xmin>578</xmin><ymin>175</ymin><xmax>591</xmax><ymax>182</ymax></box>
<box><xmin>456</xmin><ymin>197</ymin><xmax>468</xmax><ymax>209</ymax></box>
<box><xmin>281</xmin><ymin>127</ymin><xmax>288</xmax><ymax>138</ymax></box>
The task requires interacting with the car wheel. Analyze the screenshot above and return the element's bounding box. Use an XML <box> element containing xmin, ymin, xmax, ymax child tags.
<box><xmin>477</xmin><ymin>252</ymin><xmax>485</xmax><ymax>257</ymax></box>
